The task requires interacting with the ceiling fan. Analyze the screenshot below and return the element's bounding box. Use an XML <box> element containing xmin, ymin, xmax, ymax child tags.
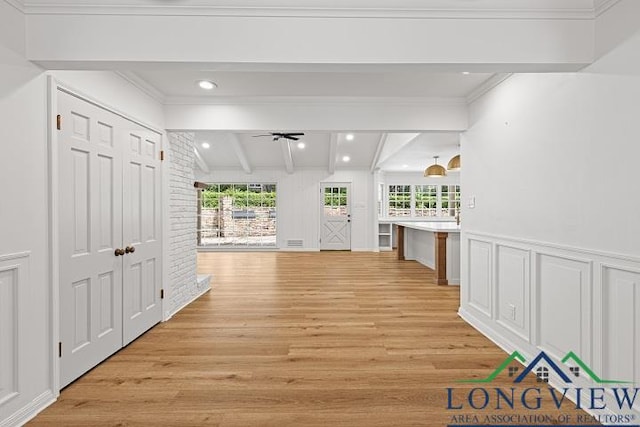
<box><xmin>253</xmin><ymin>132</ymin><xmax>304</xmax><ymax>141</ymax></box>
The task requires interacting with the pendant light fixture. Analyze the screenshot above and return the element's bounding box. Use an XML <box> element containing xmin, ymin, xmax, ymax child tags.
<box><xmin>447</xmin><ymin>154</ymin><xmax>461</xmax><ymax>172</ymax></box>
<box><xmin>424</xmin><ymin>155</ymin><xmax>447</xmax><ymax>177</ymax></box>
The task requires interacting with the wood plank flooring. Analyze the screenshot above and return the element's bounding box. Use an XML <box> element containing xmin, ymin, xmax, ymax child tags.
<box><xmin>30</xmin><ymin>252</ymin><xmax>599</xmax><ymax>426</ymax></box>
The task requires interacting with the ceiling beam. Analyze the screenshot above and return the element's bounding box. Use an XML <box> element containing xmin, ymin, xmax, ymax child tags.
<box><xmin>27</xmin><ymin>14</ymin><xmax>593</xmax><ymax>71</ymax></box>
<box><xmin>280</xmin><ymin>140</ymin><xmax>294</xmax><ymax>174</ymax></box>
<box><xmin>193</xmin><ymin>146</ymin><xmax>210</xmax><ymax>174</ymax></box>
<box><xmin>328</xmin><ymin>134</ymin><xmax>338</xmax><ymax>175</ymax></box>
<box><xmin>376</xmin><ymin>133</ymin><xmax>420</xmax><ymax>167</ymax></box>
<box><xmin>229</xmin><ymin>133</ymin><xmax>252</xmax><ymax>174</ymax></box>
<box><xmin>370</xmin><ymin>133</ymin><xmax>388</xmax><ymax>172</ymax></box>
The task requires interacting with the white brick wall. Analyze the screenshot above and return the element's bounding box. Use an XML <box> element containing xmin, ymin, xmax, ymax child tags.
<box><xmin>167</xmin><ymin>132</ymin><xmax>209</xmax><ymax>316</ymax></box>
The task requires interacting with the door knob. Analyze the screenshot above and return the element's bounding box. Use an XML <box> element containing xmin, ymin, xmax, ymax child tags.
<box><xmin>114</xmin><ymin>248</ymin><xmax>125</xmax><ymax>257</ymax></box>
<box><xmin>125</xmin><ymin>246</ymin><xmax>136</xmax><ymax>254</ymax></box>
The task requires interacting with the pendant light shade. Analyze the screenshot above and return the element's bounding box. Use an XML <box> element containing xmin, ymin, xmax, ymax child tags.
<box><xmin>447</xmin><ymin>154</ymin><xmax>461</xmax><ymax>171</ymax></box>
<box><xmin>424</xmin><ymin>156</ymin><xmax>447</xmax><ymax>177</ymax></box>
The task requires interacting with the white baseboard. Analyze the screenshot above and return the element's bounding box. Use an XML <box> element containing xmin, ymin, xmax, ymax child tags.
<box><xmin>0</xmin><ymin>390</ymin><xmax>56</xmax><ymax>427</ymax></box>
<box><xmin>165</xmin><ymin>285</ymin><xmax>211</xmax><ymax>321</ymax></box>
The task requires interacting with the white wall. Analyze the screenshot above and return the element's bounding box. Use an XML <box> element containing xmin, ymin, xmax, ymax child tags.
<box><xmin>0</xmin><ymin>5</ymin><xmax>168</xmax><ymax>421</ymax></box>
<box><xmin>0</xmin><ymin>2</ymin><xmax>56</xmax><ymax>425</ymax></box>
<box><xmin>195</xmin><ymin>168</ymin><xmax>376</xmax><ymax>251</ymax></box>
<box><xmin>460</xmin><ymin>44</ymin><xmax>640</xmax><ymax>415</ymax></box>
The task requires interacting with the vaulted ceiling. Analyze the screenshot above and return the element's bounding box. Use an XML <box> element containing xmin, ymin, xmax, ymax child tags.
<box><xmin>192</xmin><ymin>131</ymin><xmax>461</xmax><ymax>173</ymax></box>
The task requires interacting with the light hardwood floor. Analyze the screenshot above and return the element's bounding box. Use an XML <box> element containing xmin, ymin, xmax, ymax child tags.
<box><xmin>30</xmin><ymin>252</ymin><xmax>598</xmax><ymax>426</ymax></box>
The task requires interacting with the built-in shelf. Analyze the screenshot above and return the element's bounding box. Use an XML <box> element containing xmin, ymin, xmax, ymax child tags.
<box><xmin>378</xmin><ymin>221</ymin><xmax>393</xmax><ymax>251</ymax></box>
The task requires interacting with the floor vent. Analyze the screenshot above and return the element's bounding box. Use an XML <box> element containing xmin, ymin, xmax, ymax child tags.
<box><xmin>286</xmin><ymin>239</ymin><xmax>304</xmax><ymax>248</ymax></box>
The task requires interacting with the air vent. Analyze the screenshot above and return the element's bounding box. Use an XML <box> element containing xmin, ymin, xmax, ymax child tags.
<box><xmin>286</xmin><ymin>239</ymin><xmax>303</xmax><ymax>248</ymax></box>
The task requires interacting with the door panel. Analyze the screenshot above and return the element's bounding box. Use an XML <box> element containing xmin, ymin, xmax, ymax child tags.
<box><xmin>320</xmin><ymin>184</ymin><xmax>351</xmax><ymax>250</ymax></box>
<box><xmin>122</xmin><ymin>129</ymin><xmax>162</xmax><ymax>345</ymax></box>
<box><xmin>59</xmin><ymin>91</ymin><xmax>123</xmax><ymax>388</ymax></box>
<box><xmin>59</xmin><ymin>90</ymin><xmax>163</xmax><ymax>386</ymax></box>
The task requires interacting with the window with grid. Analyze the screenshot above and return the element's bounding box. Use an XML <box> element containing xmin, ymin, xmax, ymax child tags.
<box><xmin>441</xmin><ymin>185</ymin><xmax>461</xmax><ymax>217</ymax></box>
<box><xmin>198</xmin><ymin>183</ymin><xmax>276</xmax><ymax>248</ymax></box>
<box><xmin>323</xmin><ymin>186</ymin><xmax>348</xmax><ymax>217</ymax></box>
<box><xmin>536</xmin><ymin>367</ymin><xmax>550</xmax><ymax>383</ymax></box>
<box><xmin>388</xmin><ymin>185</ymin><xmax>412</xmax><ymax>217</ymax></box>
<box><xmin>414</xmin><ymin>185</ymin><xmax>438</xmax><ymax>217</ymax></box>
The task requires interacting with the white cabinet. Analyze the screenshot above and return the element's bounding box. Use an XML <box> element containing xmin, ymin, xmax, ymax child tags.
<box><xmin>378</xmin><ymin>222</ymin><xmax>393</xmax><ymax>251</ymax></box>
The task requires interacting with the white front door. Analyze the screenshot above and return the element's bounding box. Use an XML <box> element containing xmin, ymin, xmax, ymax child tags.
<box><xmin>320</xmin><ymin>183</ymin><xmax>351</xmax><ymax>250</ymax></box>
<box><xmin>122</xmin><ymin>127</ymin><xmax>162</xmax><ymax>345</ymax></box>
<box><xmin>58</xmin><ymin>91</ymin><xmax>124</xmax><ymax>387</ymax></box>
<box><xmin>58</xmin><ymin>90</ymin><xmax>163</xmax><ymax>387</ymax></box>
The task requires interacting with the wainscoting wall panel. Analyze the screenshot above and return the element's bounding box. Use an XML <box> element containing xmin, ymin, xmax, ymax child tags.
<box><xmin>0</xmin><ymin>252</ymin><xmax>30</xmax><ymax>421</ymax></box>
<box><xmin>496</xmin><ymin>245</ymin><xmax>530</xmax><ymax>342</ymax></box>
<box><xmin>460</xmin><ymin>231</ymin><xmax>640</xmax><ymax>416</ymax></box>
<box><xmin>467</xmin><ymin>239</ymin><xmax>492</xmax><ymax>318</ymax></box>
<box><xmin>537</xmin><ymin>253</ymin><xmax>591</xmax><ymax>362</ymax></box>
<box><xmin>601</xmin><ymin>265</ymin><xmax>640</xmax><ymax>385</ymax></box>
<box><xmin>0</xmin><ymin>264</ymin><xmax>19</xmax><ymax>407</ymax></box>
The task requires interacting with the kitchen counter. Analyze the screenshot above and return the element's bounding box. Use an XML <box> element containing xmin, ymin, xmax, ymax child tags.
<box><xmin>395</xmin><ymin>221</ymin><xmax>460</xmax><ymax>286</ymax></box>
<box><xmin>395</xmin><ymin>221</ymin><xmax>461</xmax><ymax>233</ymax></box>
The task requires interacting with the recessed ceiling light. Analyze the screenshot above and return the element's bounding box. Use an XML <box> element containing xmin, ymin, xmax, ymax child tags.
<box><xmin>462</xmin><ymin>72</ymin><xmax>470</xmax><ymax>75</ymax></box>
<box><xmin>345</xmin><ymin>134</ymin><xmax>355</xmax><ymax>141</ymax></box>
<box><xmin>342</xmin><ymin>155</ymin><xmax>351</xmax><ymax>162</ymax></box>
<box><xmin>297</xmin><ymin>142</ymin><xmax>306</xmax><ymax>149</ymax></box>
<box><xmin>198</xmin><ymin>80</ymin><xmax>217</xmax><ymax>90</ymax></box>
<box><xmin>201</xmin><ymin>142</ymin><xmax>210</xmax><ymax>149</ymax></box>
<box><xmin>402</xmin><ymin>164</ymin><xmax>409</xmax><ymax>168</ymax></box>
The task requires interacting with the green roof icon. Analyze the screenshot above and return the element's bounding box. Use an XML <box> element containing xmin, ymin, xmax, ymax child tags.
<box><xmin>562</xmin><ymin>351</ymin><xmax>632</xmax><ymax>384</ymax></box>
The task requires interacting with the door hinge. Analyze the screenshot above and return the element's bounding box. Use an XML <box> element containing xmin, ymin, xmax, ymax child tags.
<box><xmin>160</xmin><ymin>150</ymin><xmax>165</xmax><ymax>161</ymax></box>
<box><xmin>160</xmin><ymin>289</ymin><xmax>164</xmax><ymax>299</ymax></box>
<box><xmin>58</xmin><ymin>342</ymin><xmax>62</xmax><ymax>358</ymax></box>
<box><xmin>56</xmin><ymin>115</ymin><xmax>61</xmax><ymax>130</ymax></box>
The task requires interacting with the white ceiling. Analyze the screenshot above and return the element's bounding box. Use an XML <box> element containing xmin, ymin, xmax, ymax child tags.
<box><xmin>193</xmin><ymin>131</ymin><xmax>460</xmax><ymax>173</ymax></box>
<box><xmin>379</xmin><ymin>133</ymin><xmax>460</xmax><ymax>172</ymax></box>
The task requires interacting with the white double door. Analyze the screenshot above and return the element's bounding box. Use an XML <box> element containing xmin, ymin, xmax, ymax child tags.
<box><xmin>58</xmin><ymin>90</ymin><xmax>162</xmax><ymax>388</ymax></box>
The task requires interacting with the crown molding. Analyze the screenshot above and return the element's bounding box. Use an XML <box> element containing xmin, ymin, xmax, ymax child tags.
<box><xmin>115</xmin><ymin>70</ymin><xmax>166</xmax><ymax>104</ymax></box>
<box><xmin>163</xmin><ymin>95</ymin><xmax>468</xmax><ymax>107</ymax></box>
<box><xmin>5</xmin><ymin>0</ymin><xmax>25</xmax><ymax>12</ymax></box>
<box><xmin>594</xmin><ymin>0</ymin><xmax>621</xmax><ymax>16</ymax></box>
<box><xmin>466</xmin><ymin>73</ymin><xmax>513</xmax><ymax>104</ymax></box>
<box><xmin>21</xmin><ymin>3</ymin><xmax>600</xmax><ymax>20</ymax></box>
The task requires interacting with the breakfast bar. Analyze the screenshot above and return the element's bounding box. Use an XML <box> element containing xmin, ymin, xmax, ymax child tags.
<box><xmin>395</xmin><ymin>221</ymin><xmax>461</xmax><ymax>286</ymax></box>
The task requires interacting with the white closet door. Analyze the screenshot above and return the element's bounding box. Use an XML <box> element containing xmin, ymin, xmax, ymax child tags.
<box><xmin>58</xmin><ymin>91</ymin><xmax>124</xmax><ymax>388</ymax></box>
<box><xmin>122</xmin><ymin>125</ymin><xmax>162</xmax><ymax>345</ymax></box>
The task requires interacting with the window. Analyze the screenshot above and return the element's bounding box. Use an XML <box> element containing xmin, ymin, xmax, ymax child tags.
<box><xmin>415</xmin><ymin>185</ymin><xmax>438</xmax><ymax>217</ymax></box>
<box><xmin>198</xmin><ymin>183</ymin><xmax>276</xmax><ymax>248</ymax></box>
<box><xmin>536</xmin><ymin>367</ymin><xmax>549</xmax><ymax>383</ymax></box>
<box><xmin>386</xmin><ymin>184</ymin><xmax>461</xmax><ymax>218</ymax></box>
<box><xmin>441</xmin><ymin>185</ymin><xmax>461</xmax><ymax>217</ymax></box>
<box><xmin>323</xmin><ymin>186</ymin><xmax>348</xmax><ymax>216</ymax></box>
<box><xmin>388</xmin><ymin>185</ymin><xmax>411</xmax><ymax>217</ymax></box>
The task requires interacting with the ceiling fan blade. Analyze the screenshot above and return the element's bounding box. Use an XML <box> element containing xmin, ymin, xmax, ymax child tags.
<box><xmin>285</xmin><ymin>133</ymin><xmax>304</xmax><ymax>136</ymax></box>
<box><xmin>252</xmin><ymin>134</ymin><xmax>273</xmax><ymax>138</ymax></box>
<box><xmin>285</xmin><ymin>136</ymin><xmax>300</xmax><ymax>141</ymax></box>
